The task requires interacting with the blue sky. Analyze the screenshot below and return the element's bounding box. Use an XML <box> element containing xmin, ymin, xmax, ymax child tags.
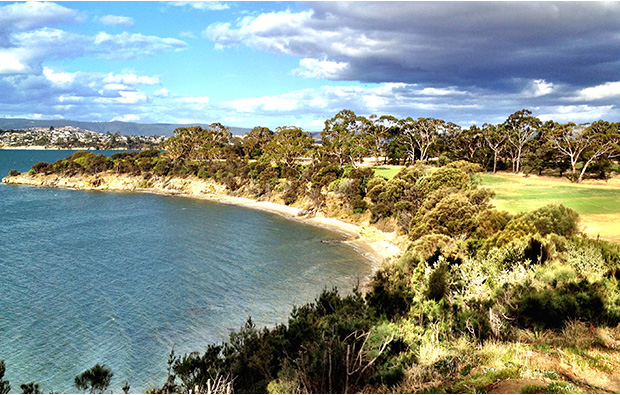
<box><xmin>2</xmin><ymin>1</ymin><xmax>620</xmax><ymax>131</ymax></box>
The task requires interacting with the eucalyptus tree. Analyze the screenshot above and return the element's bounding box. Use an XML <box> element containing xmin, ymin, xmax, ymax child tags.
<box><xmin>481</xmin><ymin>123</ymin><xmax>506</xmax><ymax>174</ymax></box>
<box><xmin>543</xmin><ymin>121</ymin><xmax>592</xmax><ymax>178</ymax></box>
<box><xmin>442</xmin><ymin>123</ymin><xmax>486</xmax><ymax>164</ymax></box>
<box><xmin>504</xmin><ymin>109</ymin><xmax>541</xmax><ymax>173</ymax></box>
<box><xmin>399</xmin><ymin>117</ymin><xmax>444</xmax><ymax>162</ymax></box>
<box><xmin>574</xmin><ymin>120</ymin><xmax>620</xmax><ymax>182</ymax></box>
<box><xmin>200</xmin><ymin>123</ymin><xmax>233</xmax><ymax>161</ymax></box>
<box><xmin>164</xmin><ymin>126</ymin><xmax>199</xmax><ymax>163</ymax></box>
<box><xmin>322</xmin><ymin>109</ymin><xmax>371</xmax><ymax>166</ymax></box>
<box><xmin>242</xmin><ymin>126</ymin><xmax>274</xmax><ymax>159</ymax></box>
<box><xmin>164</xmin><ymin>123</ymin><xmax>232</xmax><ymax>163</ymax></box>
<box><xmin>263</xmin><ymin>126</ymin><xmax>315</xmax><ymax>168</ymax></box>
<box><xmin>368</xmin><ymin>114</ymin><xmax>398</xmax><ymax>164</ymax></box>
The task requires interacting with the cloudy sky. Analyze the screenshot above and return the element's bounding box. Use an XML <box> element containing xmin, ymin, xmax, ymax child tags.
<box><xmin>2</xmin><ymin>1</ymin><xmax>620</xmax><ymax>130</ymax></box>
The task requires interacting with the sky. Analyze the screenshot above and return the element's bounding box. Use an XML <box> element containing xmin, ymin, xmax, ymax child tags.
<box><xmin>2</xmin><ymin>1</ymin><xmax>620</xmax><ymax>131</ymax></box>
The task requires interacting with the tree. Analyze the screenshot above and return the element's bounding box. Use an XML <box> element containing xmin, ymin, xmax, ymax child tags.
<box><xmin>243</xmin><ymin>126</ymin><xmax>274</xmax><ymax>159</ymax></box>
<box><xmin>202</xmin><ymin>123</ymin><xmax>233</xmax><ymax>161</ymax></box>
<box><xmin>399</xmin><ymin>117</ymin><xmax>443</xmax><ymax>163</ymax></box>
<box><xmin>164</xmin><ymin>124</ymin><xmax>232</xmax><ymax>163</ymax></box>
<box><xmin>575</xmin><ymin>120</ymin><xmax>620</xmax><ymax>182</ymax></box>
<box><xmin>368</xmin><ymin>115</ymin><xmax>398</xmax><ymax>164</ymax></box>
<box><xmin>164</xmin><ymin>126</ymin><xmax>202</xmax><ymax>163</ymax></box>
<box><xmin>482</xmin><ymin>123</ymin><xmax>507</xmax><ymax>174</ymax></box>
<box><xmin>322</xmin><ymin>110</ymin><xmax>370</xmax><ymax>166</ymax></box>
<box><xmin>0</xmin><ymin>360</ymin><xmax>9</xmax><ymax>394</ymax></box>
<box><xmin>446</xmin><ymin>124</ymin><xmax>486</xmax><ymax>164</ymax></box>
<box><xmin>74</xmin><ymin>364</ymin><xmax>113</xmax><ymax>394</ymax></box>
<box><xmin>544</xmin><ymin>121</ymin><xmax>591</xmax><ymax>178</ymax></box>
<box><xmin>263</xmin><ymin>126</ymin><xmax>314</xmax><ymax>168</ymax></box>
<box><xmin>504</xmin><ymin>109</ymin><xmax>541</xmax><ymax>173</ymax></box>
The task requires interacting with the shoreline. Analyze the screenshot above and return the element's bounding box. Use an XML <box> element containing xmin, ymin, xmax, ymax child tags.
<box><xmin>0</xmin><ymin>146</ymin><xmax>137</xmax><ymax>151</ymax></box>
<box><xmin>2</xmin><ymin>172</ymin><xmax>404</xmax><ymax>277</ymax></box>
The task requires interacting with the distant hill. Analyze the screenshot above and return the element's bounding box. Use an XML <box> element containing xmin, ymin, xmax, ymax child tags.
<box><xmin>0</xmin><ymin>118</ymin><xmax>251</xmax><ymax>136</ymax></box>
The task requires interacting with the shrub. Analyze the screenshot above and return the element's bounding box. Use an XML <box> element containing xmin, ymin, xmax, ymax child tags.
<box><xmin>31</xmin><ymin>161</ymin><xmax>51</xmax><ymax>174</ymax></box>
<box><xmin>445</xmin><ymin>160</ymin><xmax>482</xmax><ymax>175</ymax></box>
<box><xmin>521</xmin><ymin>204</ymin><xmax>580</xmax><ymax>237</ymax></box>
<box><xmin>418</xmin><ymin>167</ymin><xmax>469</xmax><ymax>195</ymax></box>
<box><xmin>8</xmin><ymin>169</ymin><xmax>19</xmax><ymax>176</ymax></box>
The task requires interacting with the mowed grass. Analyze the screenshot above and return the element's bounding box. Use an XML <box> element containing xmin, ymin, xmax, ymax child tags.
<box><xmin>479</xmin><ymin>172</ymin><xmax>620</xmax><ymax>242</ymax></box>
<box><xmin>372</xmin><ymin>165</ymin><xmax>403</xmax><ymax>180</ymax></box>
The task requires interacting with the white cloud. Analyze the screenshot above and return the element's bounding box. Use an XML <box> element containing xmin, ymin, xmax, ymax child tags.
<box><xmin>537</xmin><ymin>105</ymin><xmax>614</xmax><ymax>123</ymax></box>
<box><xmin>0</xmin><ymin>2</ymin><xmax>83</xmax><ymax>37</ymax></box>
<box><xmin>103</xmin><ymin>72</ymin><xmax>160</xmax><ymax>86</ymax></box>
<box><xmin>175</xmin><ymin>96</ymin><xmax>210</xmax><ymax>104</ymax></box>
<box><xmin>43</xmin><ymin>67</ymin><xmax>76</xmax><ymax>86</ymax></box>
<box><xmin>94</xmin><ymin>32</ymin><xmax>188</xmax><ymax>60</ymax></box>
<box><xmin>0</xmin><ymin>52</ymin><xmax>27</xmax><ymax>74</ymax></box>
<box><xmin>99</xmin><ymin>15</ymin><xmax>135</xmax><ymax>29</ymax></box>
<box><xmin>293</xmin><ymin>58</ymin><xmax>349</xmax><ymax>79</ymax></box>
<box><xmin>203</xmin><ymin>9</ymin><xmax>315</xmax><ymax>50</ymax></box>
<box><xmin>523</xmin><ymin>79</ymin><xmax>554</xmax><ymax>97</ymax></box>
<box><xmin>111</xmin><ymin>113</ymin><xmax>141</xmax><ymax>122</ymax></box>
<box><xmin>116</xmin><ymin>91</ymin><xmax>147</xmax><ymax>104</ymax></box>
<box><xmin>576</xmin><ymin>81</ymin><xmax>620</xmax><ymax>101</ymax></box>
<box><xmin>153</xmin><ymin>88</ymin><xmax>171</xmax><ymax>98</ymax></box>
<box><xmin>418</xmin><ymin>87</ymin><xmax>467</xmax><ymax>96</ymax></box>
<box><xmin>170</xmin><ymin>2</ymin><xmax>229</xmax><ymax>11</ymax></box>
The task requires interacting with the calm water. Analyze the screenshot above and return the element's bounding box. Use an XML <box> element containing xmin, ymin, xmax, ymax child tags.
<box><xmin>0</xmin><ymin>150</ymin><xmax>372</xmax><ymax>393</ymax></box>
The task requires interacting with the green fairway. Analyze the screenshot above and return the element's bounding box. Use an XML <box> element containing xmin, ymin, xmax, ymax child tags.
<box><xmin>372</xmin><ymin>165</ymin><xmax>403</xmax><ymax>180</ymax></box>
<box><xmin>479</xmin><ymin>172</ymin><xmax>620</xmax><ymax>242</ymax></box>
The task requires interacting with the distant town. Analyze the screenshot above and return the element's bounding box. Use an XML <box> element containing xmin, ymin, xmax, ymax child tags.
<box><xmin>0</xmin><ymin>126</ymin><xmax>167</xmax><ymax>150</ymax></box>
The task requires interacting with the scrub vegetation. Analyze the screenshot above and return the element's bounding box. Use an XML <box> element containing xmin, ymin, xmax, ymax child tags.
<box><xmin>3</xmin><ymin>109</ymin><xmax>620</xmax><ymax>393</ymax></box>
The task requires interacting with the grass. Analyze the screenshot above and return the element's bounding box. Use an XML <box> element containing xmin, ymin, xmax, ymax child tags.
<box><xmin>397</xmin><ymin>323</ymin><xmax>620</xmax><ymax>394</ymax></box>
<box><xmin>478</xmin><ymin>172</ymin><xmax>620</xmax><ymax>243</ymax></box>
<box><xmin>478</xmin><ymin>173</ymin><xmax>620</xmax><ymax>215</ymax></box>
<box><xmin>372</xmin><ymin>165</ymin><xmax>403</xmax><ymax>180</ymax></box>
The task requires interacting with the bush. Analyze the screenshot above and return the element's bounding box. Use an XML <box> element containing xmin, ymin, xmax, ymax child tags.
<box><xmin>522</xmin><ymin>204</ymin><xmax>580</xmax><ymax>237</ymax></box>
<box><xmin>511</xmin><ymin>279</ymin><xmax>612</xmax><ymax>329</ymax></box>
<box><xmin>8</xmin><ymin>169</ymin><xmax>19</xmax><ymax>176</ymax></box>
<box><xmin>418</xmin><ymin>167</ymin><xmax>470</xmax><ymax>195</ymax></box>
<box><xmin>31</xmin><ymin>161</ymin><xmax>51</xmax><ymax>174</ymax></box>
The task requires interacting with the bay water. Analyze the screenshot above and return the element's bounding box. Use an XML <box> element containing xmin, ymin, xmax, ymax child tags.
<box><xmin>0</xmin><ymin>150</ymin><xmax>372</xmax><ymax>393</ymax></box>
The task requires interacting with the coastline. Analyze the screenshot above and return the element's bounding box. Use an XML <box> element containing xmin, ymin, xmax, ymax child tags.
<box><xmin>2</xmin><ymin>172</ymin><xmax>404</xmax><ymax>273</ymax></box>
<box><xmin>0</xmin><ymin>146</ymin><xmax>132</xmax><ymax>150</ymax></box>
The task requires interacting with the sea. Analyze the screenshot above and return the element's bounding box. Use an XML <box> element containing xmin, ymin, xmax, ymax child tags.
<box><xmin>0</xmin><ymin>150</ymin><xmax>372</xmax><ymax>393</ymax></box>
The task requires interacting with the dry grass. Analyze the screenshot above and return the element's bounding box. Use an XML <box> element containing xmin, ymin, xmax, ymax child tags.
<box><xmin>395</xmin><ymin>324</ymin><xmax>620</xmax><ymax>394</ymax></box>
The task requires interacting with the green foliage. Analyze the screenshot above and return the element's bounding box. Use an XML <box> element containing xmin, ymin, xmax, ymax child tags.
<box><xmin>445</xmin><ymin>160</ymin><xmax>483</xmax><ymax>175</ymax></box>
<box><xmin>0</xmin><ymin>360</ymin><xmax>9</xmax><ymax>394</ymax></box>
<box><xmin>20</xmin><ymin>382</ymin><xmax>41</xmax><ymax>394</ymax></box>
<box><xmin>418</xmin><ymin>167</ymin><xmax>470</xmax><ymax>195</ymax></box>
<box><xmin>520</xmin><ymin>381</ymin><xmax>578</xmax><ymax>394</ymax></box>
<box><xmin>521</xmin><ymin>204</ymin><xmax>580</xmax><ymax>237</ymax></box>
<box><xmin>74</xmin><ymin>364</ymin><xmax>113</xmax><ymax>394</ymax></box>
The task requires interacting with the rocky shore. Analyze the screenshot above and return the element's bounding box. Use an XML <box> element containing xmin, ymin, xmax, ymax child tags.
<box><xmin>2</xmin><ymin>172</ymin><xmax>404</xmax><ymax>270</ymax></box>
